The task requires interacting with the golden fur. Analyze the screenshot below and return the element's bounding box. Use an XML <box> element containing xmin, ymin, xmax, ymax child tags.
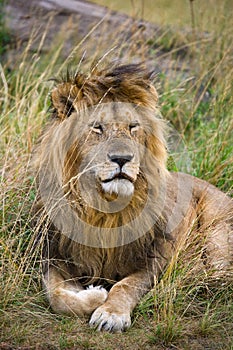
<box><xmin>33</xmin><ymin>63</ymin><xmax>233</xmax><ymax>332</ymax></box>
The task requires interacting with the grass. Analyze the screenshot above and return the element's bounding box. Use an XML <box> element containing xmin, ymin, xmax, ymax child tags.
<box><xmin>93</xmin><ymin>0</ymin><xmax>233</xmax><ymax>31</ymax></box>
<box><xmin>0</xmin><ymin>2</ymin><xmax>233</xmax><ymax>349</ymax></box>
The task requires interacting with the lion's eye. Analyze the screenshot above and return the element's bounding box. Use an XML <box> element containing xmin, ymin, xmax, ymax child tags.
<box><xmin>90</xmin><ymin>123</ymin><xmax>103</xmax><ymax>134</ymax></box>
<box><xmin>129</xmin><ymin>121</ymin><xmax>140</xmax><ymax>134</ymax></box>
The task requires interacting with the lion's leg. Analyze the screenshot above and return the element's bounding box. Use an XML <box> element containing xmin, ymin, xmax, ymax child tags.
<box><xmin>43</xmin><ymin>266</ymin><xmax>108</xmax><ymax>316</ymax></box>
<box><xmin>89</xmin><ymin>271</ymin><xmax>153</xmax><ymax>332</ymax></box>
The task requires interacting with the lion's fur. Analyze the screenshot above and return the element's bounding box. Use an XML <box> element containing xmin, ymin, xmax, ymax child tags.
<box><xmin>33</xmin><ymin>63</ymin><xmax>233</xmax><ymax>331</ymax></box>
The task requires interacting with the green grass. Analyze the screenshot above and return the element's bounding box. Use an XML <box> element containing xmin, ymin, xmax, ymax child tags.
<box><xmin>0</xmin><ymin>2</ymin><xmax>233</xmax><ymax>349</ymax></box>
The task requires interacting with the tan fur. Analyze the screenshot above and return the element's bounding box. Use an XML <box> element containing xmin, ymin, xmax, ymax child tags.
<box><xmin>33</xmin><ymin>63</ymin><xmax>233</xmax><ymax>332</ymax></box>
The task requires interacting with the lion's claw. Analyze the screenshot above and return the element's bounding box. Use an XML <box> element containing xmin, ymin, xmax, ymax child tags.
<box><xmin>89</xmin><ymin>307</ymin><xmax>131</xmax><ymax>333</ymax></box>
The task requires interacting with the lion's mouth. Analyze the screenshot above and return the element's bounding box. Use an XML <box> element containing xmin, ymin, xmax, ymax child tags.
<box><xmin>100</xmin><ymin>171</ymin><xmax>135</xmax><ymax>197</ymax></box>
<box><xmin>102</xmin><ymin>172</ymin><xmax>134</xmax><ymax>183</ymax></box>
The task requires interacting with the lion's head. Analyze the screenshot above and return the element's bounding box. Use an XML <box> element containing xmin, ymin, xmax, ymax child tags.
<box><xmin>35</xmin><ymin>64</ymin><xmax>169</xmax><ymax>247</ymax></box>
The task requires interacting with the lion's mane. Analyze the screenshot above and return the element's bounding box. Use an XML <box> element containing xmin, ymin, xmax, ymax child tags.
<box><xmin>33</xmin><ymin>64</ymin><xmax>173</xmax><ymax>285</ymax></box>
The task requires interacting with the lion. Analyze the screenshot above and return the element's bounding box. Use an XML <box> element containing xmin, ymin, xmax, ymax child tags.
<box><xmin>33</xmin><ymin>63</ymin><xmax>233</xmax><ymax>333</ymax></box>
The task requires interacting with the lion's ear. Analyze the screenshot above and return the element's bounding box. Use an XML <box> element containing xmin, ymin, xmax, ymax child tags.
<box><xmin>50</xmin><ymin>83</ymin><xmax>79</xmax><ymax>120</ymax></box>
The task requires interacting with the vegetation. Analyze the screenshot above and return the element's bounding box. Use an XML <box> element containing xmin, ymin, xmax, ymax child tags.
<box><xmin>0</xmin><ymin>1</ymin><xmax>232</xmax><ymax>349</ymax></box>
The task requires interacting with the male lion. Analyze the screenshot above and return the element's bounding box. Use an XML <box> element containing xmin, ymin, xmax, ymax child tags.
<box><xmin>33</xmin><ymin>63</ymin><xmax>233</xmax><ymax>332</ymax></box>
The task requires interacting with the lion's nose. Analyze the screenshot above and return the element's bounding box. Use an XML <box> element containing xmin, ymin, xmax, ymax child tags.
<box><xmin>108</xmin><ymin>153</ymin><xmax>134</xmax><ymax>168</ymax></box>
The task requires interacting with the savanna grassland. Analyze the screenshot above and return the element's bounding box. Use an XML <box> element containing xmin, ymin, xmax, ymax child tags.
<box><xmin>0</xmin><ymin>1</ymin><xmax>233</xmax><ymax>349</ymax></box>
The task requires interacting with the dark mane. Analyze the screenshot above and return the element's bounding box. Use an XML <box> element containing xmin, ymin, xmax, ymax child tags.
<box><xmin>50</xmin><ymin>63</ymin><xmax>159</xmax><ymax>120</ymax></box>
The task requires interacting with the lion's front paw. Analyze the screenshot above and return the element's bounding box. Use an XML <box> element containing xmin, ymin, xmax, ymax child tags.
<box><xmin>89</xmin><ymin>306</ymin><xmax>131</xmax><ymax>333</ymax></box>
<box><xmin>79</xmin><ymin>285</ymin><xmax>108</xmax><ymax>314</ymax></box>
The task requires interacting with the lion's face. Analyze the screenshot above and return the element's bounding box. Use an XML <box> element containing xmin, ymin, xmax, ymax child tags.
<box><xmin>74</xmin><ymin>104</ymin><xmax>145</xmax><ymax>201</ymax></box>
<box><xmin>60</xmin><ymin>101</ymin><xmax>168</xmax><ymax>211</ymax></box>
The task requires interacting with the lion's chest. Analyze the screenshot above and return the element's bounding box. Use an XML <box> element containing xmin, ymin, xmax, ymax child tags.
<box><xmin>69</xmin><ymin>244</ymin><xmax>150</xmax><ymax>285</ymax></box>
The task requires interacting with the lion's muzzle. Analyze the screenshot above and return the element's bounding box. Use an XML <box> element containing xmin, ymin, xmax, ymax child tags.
<box><xmin>99</xmin><ymin>148</ymin><xmax>139</xmax><ymax>198</ymax></box>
